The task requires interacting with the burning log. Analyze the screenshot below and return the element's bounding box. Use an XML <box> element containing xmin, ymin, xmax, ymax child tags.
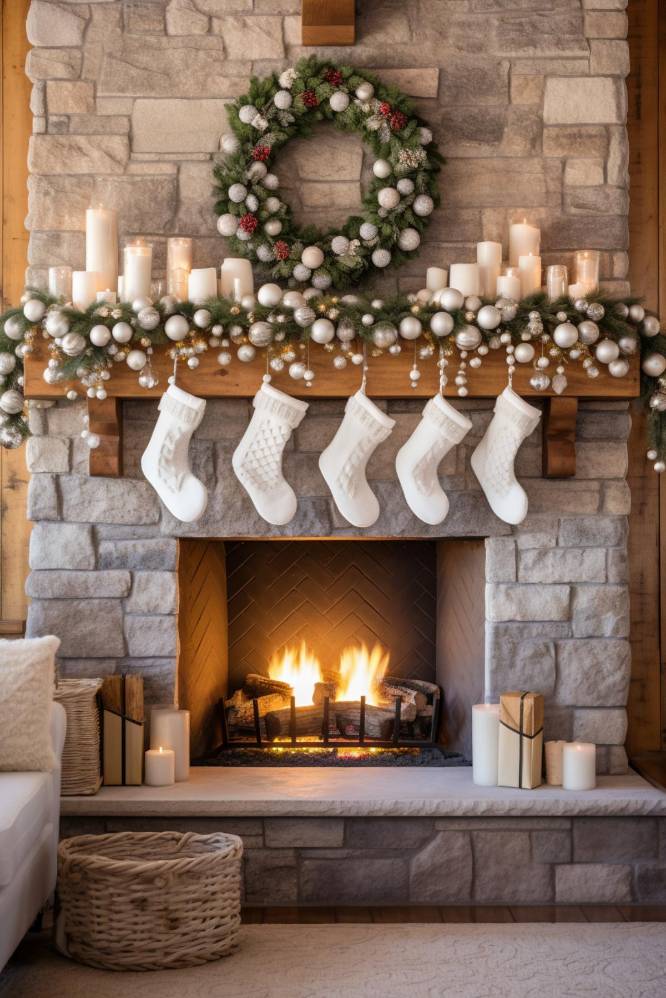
<box><xmin>228</xmin><ymin>693</ymin><xmax>291</xmax><ymax>731</ymax></box>
<box><xmin>392</xmin><ymin>678</ymin><xmax>439</xmax><ymax>701</ymax></box>
<box><xmin>264</xmin><ymin>704</ymin><xmax>325</xmax><ymax>741</ymax></box>
<box><xmin>376</xmin><ymin>678</ymin><xmax>427</xmax><ymax>712</ymax></box>
<box><xmin>244</xmin><ymin>673</ymin><xmax>293</xmax><ymax>699</ymax></box>
<box><xmin>313</xmin><ymin>681</ymin><xmax>338</xmax><ymax>706</ymax></box>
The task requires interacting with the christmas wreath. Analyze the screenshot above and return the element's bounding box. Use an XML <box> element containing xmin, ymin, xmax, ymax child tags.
<box><xmin>213</xmin><ymin>57</ymin><xmax>441</xmax><ymax>289</ymax></box>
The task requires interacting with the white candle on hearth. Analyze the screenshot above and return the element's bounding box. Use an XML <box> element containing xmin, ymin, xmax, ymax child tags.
<box><xmin>188</xmin><ymin>267</ymin><xmax>218</xmax><ymax>303</ymax></box>
<box><xmin>496</xmin><ymin>273</ymin><xmax>521</xmax><ymax>301</ymax></box>
<box><xmin>562</xmin><ymin>742</ymin><xmax>596</xmax><ymax>791</ymax></box>
<box><xmin>144</xmin><ymin>746</ymin><xmax>175</xmax><ymax>787</ymax></box>
<box><xmin>518</xmin><ymin>253</ymin><xmax>542</xmax><ymax>297</ymax></box>
<box><xmin>476</xmin><ymin>241</ymin><xmax>502</xmax><ymax>298</ymax></box>
<box><xmin>150</xmin><ymin>708</ymin><xmax>190</xmax><ymax>781</ymax></box>
<box><xmin>48</xmin><ymin>265</ymin><xmax>72</xmax><ymax>301</ymax></box>
<box><xmin>72</xmin><ymin>270</ymin><xmax>98</xmax><ymax>310</ymax></box>
<box><xmin>426</xmin><ymin>267</ymin><xmax>448</xmax><ymax>293</ymax></box>
<box><xmin>449</xmin><ymin>263</ymin><xmax>480</xmax><ymax>297</ymax></box>
<box><xmin>123</xmin><ymin>239</ymin><xmax>152</xmax><ymax>301</ymax></box>
<box><xmin>86</xmin><ymin>206</ymin><xmax>118</xmax><ymax>293</ymax></box>
<box><xmin>472</xmin><ymin>703</ymin><xmax>500</xmax><ymax>786</ymax></box>
<box><xmin>220</xmin><ymin>258</ymin><xmax>254</xmax><ymax>300</ymax></box>
<box><xmin>509</xmin><ymin>220</ymin><xmax>540</xmax><ymax>266</ymax></box>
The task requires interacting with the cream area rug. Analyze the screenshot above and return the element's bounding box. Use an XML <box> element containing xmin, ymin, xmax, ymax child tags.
<box><xmin>2</xmin><ymin>923</ymin><xmax>666</xmax><ymax>998</ymax></box>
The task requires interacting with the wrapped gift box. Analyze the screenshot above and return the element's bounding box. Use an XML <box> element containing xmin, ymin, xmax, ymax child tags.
<box><xmin>498</xmin><ymin>691</ymin><xmax>544</xmax><ymax>789</ymax></box>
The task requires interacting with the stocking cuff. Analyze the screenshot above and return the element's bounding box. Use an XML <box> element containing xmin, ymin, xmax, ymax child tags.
<box><xmin>253</xmin><ymin>382</ymin><xmax>308</xmax><ymax>429</ymax></box>
<box><xmin>159</xmin><ymin>386</ymin><xmax>206</xmax><ymax>427</ymax></box>
<box><xmin>496</xmin><ymin>387</ymin><xmax>541</xmax><ymax>436</ymax></box>
<box><xmin>347</xmin><ymin>391</ymin><xmax>395</xmax><ymax>441</ymax></box>
<box><xmin>424</xmin><ymin>395</ymin><xmax>473</xmax><ymax>443</ymax></box>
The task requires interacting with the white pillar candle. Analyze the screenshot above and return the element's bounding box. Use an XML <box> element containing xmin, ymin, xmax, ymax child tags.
<box><xmin>562</xmin><ymin>742</ymin><xmax>596</xmax><ymax>791</ymax></box>
<box><xmin>150</xmin><ymin>708</ymin><xmax>190</xmax><ymax>782</ymax></box>
<box><xmin>426</xmin><ymin>267</ymin><xmax>448</xmax><ymax>292</ymax></box>
<box><xmin>509</xmin><ymin>220</ymin><xmax>540</xmax><ymax>266</ymax></box>
<box><xmin>85</xmin><ymin>207</ymin><xmax>118</xmax><ymax>293</ymax></box>
<box><xmin>48</xmin><ymin>265</ymin><xmax>72</xmax><ymax>300</ymax></box>
<box><xmin>167</xmin><ymin>237</ymin><xmax>193</xmax><ymax>299</ymax></box>
<box><xmin>476</xmin><ymin>241</ymin><xmax>502</xmax><ymax>299</ymax></box>
<box><xmin>496</xmin><ymin>273</ymin><xmax>521</xmax><ymax>300</ymax></box>
<box><xmin>96</xmin><ymin>289</ymin><xmax>117</xmax><ymax>304</ymax></box>
<box><xmin>472</xmin><ymin>703</ymin><xmax>500</xmax><ymax>786</ymax></box>
<box><xmin>546</xmin><ymin>265</ymin><xmax>568</xmax><ymax>301</ymax></box>
<box><xmin>123</xmin><ymin>239</ymin><xmax>152</xmax><ymax>302</ymax></box>
<box><xmin>545</xmin><ymin>739</ymin><xmax>567</xmax><ymax>786</ymax></box>
<box><xmin>144</xmin><ymin>746</ymin><xmax>175</xmax><ymax>787</ymax></box>
<box><xmin>568</xmin><ymin>282</ymin><xmax>586</xmax><ymax>301</ymax></box>
<box><xmin>72</xmin><ymin>270</ymin><xmax>99</xmax><ymax>310</ymax></box>
<box><xmin>117</xmin><ymin>276</ymin><xmax>125</xmax><ymax>300</ymax></box>
<box><xmin>449</xmin><ymin>263</ymin><xmax>480</xmax><ymax>297</ymax></box>
<box><xmin>518</xmin><ymin>253</ymin><xmax>542</xmax><ymax>297</ymax></box>
<box><xmin>188</xmin><ymin>267</ymin><xmax>218</xmax><ymax>303</ymax></box>
<box><xmin>575</xmin><ymin>250</ymin><xmax>600</xmax><ymax>294</ymax></box>
<box><xmin>220</xmin><ymin>257</ymin><xmax>254</xmax><ymax>299</ymax></box>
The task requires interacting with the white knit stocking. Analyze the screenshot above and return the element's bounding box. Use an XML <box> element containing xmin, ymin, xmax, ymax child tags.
<box><xmin>141</xmin><ymin>384</ymin><xmax>208</xmax><ymax>523</ymax></box>
<box><xmin>232</xmin><ymin>382</ymin><xmax>308</xmax><ymax>526</ymax></box>
<box><xmin>396</xmin><ymin>394</ymin><xmax>472</xmax><ymax>525</ymax></box>
<box><xmin>319</xmin><ymin>390</ymin><xmax>395</xmax><ymax>528</ymax></box>
<box><xmin>470</xmin><ymin>386</ymin><xmax>541</xmax><ymax>525</ymax></box>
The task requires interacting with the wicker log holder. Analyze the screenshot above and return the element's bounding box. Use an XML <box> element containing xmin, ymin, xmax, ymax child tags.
<box><xmin>53</xmin><ymin>678</ymin><xmax>103</xmax><ymax>796</ymax></box>
<box><xmin>57</xmin><ymin>831</ymin><xmax>243</xmax><ymax>971</ymax></box>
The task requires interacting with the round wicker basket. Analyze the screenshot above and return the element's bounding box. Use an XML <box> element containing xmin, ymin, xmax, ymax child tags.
<box><xmin>57</xmin><ymin>831</ymin><xmax>243</xmax><ymax>971</ymax></box>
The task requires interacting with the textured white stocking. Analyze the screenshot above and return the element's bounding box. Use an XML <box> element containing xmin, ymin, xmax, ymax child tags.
<box><xmin>232</xmin><ymin>382</ymin><xmax>308</xmax><ymax>526</ymax></box>
<box><xmin>470</xmin><ymin>386</ymin><xmax>541</xmax><ymax>525</ymax></box>
<box><xmin>319</xmin><ymin>390</ymin><xmax>395</xmax><ymax>528</ymax></box>
<box><xmin>141</xmin><ymin>384</ymin><xmax>208</xmax><ymax>523</ymax></box>
<box><xmin>396</xmin><ymin>394</ymin><xmax>472</xmax><ymax>525</ymax></box>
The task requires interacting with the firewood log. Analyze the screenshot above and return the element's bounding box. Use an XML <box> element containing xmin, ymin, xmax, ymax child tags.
<box><xmin>313</xmin><ymin>681</ymin><xmax>338</xmax><ymax>706</ymax></box>
<box><xmin>391</xmin><ymin>677</ymin><xmax>439</xmax><ymax>701</ymax></box>
<box><xmin>264</xmin><ymin>704</ymin><xmax>326</xmax><ymax>741</ymax></box>
<box><xmin>243</xmin><ymin>673</ymin><xmax>293</xmax><ymax>699</ymax></box>
<box><xmin>376</xmin><ymin>678</ymin><xmax>427</xmax><ymax>712</ymax></box>
<box><xmin>224</xmin><ymin>688</ymin><xmax>248</xmax><ymax>712</ymax></box>
<box><xmin>334</xmin><ymin>700</ymin><xmax>417</xmax><ymax>739</ymax></box>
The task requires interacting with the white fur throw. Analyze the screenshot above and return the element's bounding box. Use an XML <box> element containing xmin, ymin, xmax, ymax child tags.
<box><xmin>0</xmin><ymin>635</ymin><xmax>60</xmax><ymax>771</ymax></box>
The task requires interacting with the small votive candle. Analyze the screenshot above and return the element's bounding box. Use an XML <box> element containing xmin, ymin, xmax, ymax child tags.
<box><xmin>562</xmin><ymin>742</ymin><xmax>596</xmax><ymax>791</ymax></box>
<box><xmin>509</xmin><ymin>218</ymin><xmax>540</xmax><ymax>266</ymax></box>
<box><xmin>150</xmin><ymin>707</ymin><xmax>190</xmax><ymax>782</ymax></box>
<box><xmin>426</xmin><ymin>267</ymin><xmax>448</xmax><ymax>292</ymax></box>
<box><xmin>545</xmin><ymin>740</ymin><xmax>567</xmax><ymax>786</ymax></box>
<box><xmin>144</xmin><ymin>746</ymin><xmax>175</xmax><ymax>787</ymax></box>
<box><xmin>518</xmin><ymin>253</ymin><xmax>542</xmax><ymax>297</ymax></box>
<box><xmin>188</xmin><ymin>267</ymin><xmax>218</xmax><ymax>303</ymax></box>
<box><xmin>96</xmin><ymin>289</ymin><xmax>117</xmax><ymax>304</ymax></box>
<box><xmin>48</xmin><ymin>265</ymin><xmax>72</xmax><ymax>300</ymax></box>
<box><xmin>575</xmin><ymin>250</ymin><xmax>600</xmax><ymax>294</ymax></box>
<box><xmin>476</xmin><ymin>241</ymin><xmax>502</xmax><ymax>298</ymax></box>
<box><xmin>448</xmin><ymin>262</ymin><xmax>480</xmax><ymax>297</ymax></box>
<box><xmin>123</xmin><ymin>239</ymin><xmax>152</xmax><ymax>302</ymax></box>
<box><xmin>546</xmin><ymin>265</ymin><xmax>568</xmax><ymax>301</ymax></box>
<box><xmin>72</xmin><ymin>270</ymin><xmax>99</xmax><ymax>310</ymax></box>
<box><xmin>472</xmin><ymin>703</ymin><xmax>500</xmax><ymax>787</ymax></box>
<box><xmin>496</xmin><ymin>273</ymin><xmax>521</xmax><ymax>300</ymax></box>
<box><xmin>167</xmin><ymin>237</ymin><xmax>193</xmax><ymax>299</ymax></box>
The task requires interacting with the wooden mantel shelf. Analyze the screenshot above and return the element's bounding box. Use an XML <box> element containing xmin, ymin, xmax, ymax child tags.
<box><xmin>23</xmin><ymin>346</ymin><xmax>640</xmax><ymax>479</ymax></box>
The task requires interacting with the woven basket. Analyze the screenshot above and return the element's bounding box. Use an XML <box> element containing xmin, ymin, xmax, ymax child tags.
<box><xmin>54</xmin><ymin>678</ymin><xmax>102</xmax><ymax>795</ymax></box>
<box><xmin>57</xmin><ymin>831</ymin><xmax>243</xmax><ymax>971</ymax></box>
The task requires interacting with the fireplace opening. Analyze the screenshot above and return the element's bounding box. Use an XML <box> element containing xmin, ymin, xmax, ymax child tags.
<box><xmin>177</xmin><ymin>538</ymin><xmax>485</xmax><ymax>766</ymax></box>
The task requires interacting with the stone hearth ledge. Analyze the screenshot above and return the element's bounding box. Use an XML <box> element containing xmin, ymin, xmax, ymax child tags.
<box><xmin>60</xmin><ymin>767</ymin><xmax>666</xmax><ymax>818</ymax></box>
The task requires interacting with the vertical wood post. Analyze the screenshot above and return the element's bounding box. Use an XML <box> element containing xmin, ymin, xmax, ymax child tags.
<box><xmin>542</xmin><ymin>397</ymin><xmax>577</xmax><ymax>478</ymax></box>
<box><xmin>87</xmin><ymin>398</ymin><xmax>123</xmax><ymax>478</ymax></box>
<box><xmin>302</xmin><ymin>0</ymin><xmax>355</xmax><ymax>46</ymax></box>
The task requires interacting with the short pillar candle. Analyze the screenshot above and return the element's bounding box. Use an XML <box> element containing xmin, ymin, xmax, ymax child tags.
<box><xmin>472</xmin><ymin>703</ymin><xmax>500</xmax><ymax>786</ymax></box>
<box><xmin>144</xmin><ymin>746</ymin><xmax>175</xmax><ymax>787</ymax></box>
<box><xmin>72</xmin><ymin>271</ymin><xmax>99</xmax><ymax>310</ymax></box>
<box><xmin>220</xmin><ymin>258</ymin><xmax>254</xmax><ymax>300</ymax></box>
<box><xmin>150</xmin><ymin>708</ymin><xmax>190</xmax><ymax>782</ymax></box>
<box><xmin>476</xmin><ymin>241</ymin><xmax>502</xmax><ymax>299</ymax></box>
<box><xmin>188</xmin><ymin>267</ymin><xmax>218</xmax><ymax>303</ymax></box>
<box><xmin>426</xmin><ymin>267</ymin><xmax>448</xmax><ymax>293</ymax></box>
<box><xmin>449</xmin><ymin>263</ymin><xmax>480</xmax><ymax>297</ymax></box>
<box><xmin>518</xmin><ymin>253</ymin><xmax>542</xmax><ymax>297</ymax></box>
<box><xmin>562</xmin><ymin>742</ymin><xmax>596</xmax><ymax>790</ymax></box>
<box><xmin>496</xmin><ymin>273</ymin><xmax>521</xmax><ymax>300</ymax></box>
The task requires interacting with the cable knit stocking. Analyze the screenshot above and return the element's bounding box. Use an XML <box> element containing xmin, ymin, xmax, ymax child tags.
<box><xmin>319</xmin><ymin>390</ymin><xmax>395</xmax><ymax>528</ymax></box>
<box><xmin>470</xmin><ymin>386</ymin><xmax>541</xmax><ymax>525</ymax></box>
<box><xmin>396</xmin><ymin>394</ymin><xmax>472</xmax><ymax>525</ymax></box>
<box><xmin>232</xmin><ymin>382</ymin><xmax>308</xmax><ymax>526</ymax></box>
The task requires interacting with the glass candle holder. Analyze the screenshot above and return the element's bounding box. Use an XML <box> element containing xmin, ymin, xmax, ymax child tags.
<box><xmin>48</xmin><ymin>265</ymin><xmax>72</xmax><ymax>300</ymax></box>
<box><xmin>575</xmin><ymin>250</ymin><xmax>599</xmax><ymax>293</ymax></box>
<box><xmin>546</xmin><ymin>265</ymin><xmax>568</xmax><ymax>301</ymax></box>
<box><xmin>167</xmin><ymin>237</ymin><xmax>192</xmax><ymax>298</ymax></box>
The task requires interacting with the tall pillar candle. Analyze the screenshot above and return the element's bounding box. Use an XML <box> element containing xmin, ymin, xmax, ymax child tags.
<box><xmin>123</xmin><ymin>239</ymin><xmax>152</xmax><ymax>302</ymax></box>
<box><xmin>144</xmin><ymin>746</ymin><xmax>175</xmax><ymax>787</ymax></box>
<box><xmin>509</xmin><ymin>220</ymin><xmax>540</xmax><ymax>266</ymax></box>
<box><xmin>85</xmin><ymin>207</ymin><xmax>118</xmax><ymax>293</ymax></box>
<box><xmin>575</xmin><ymin>250</ymin><xmax>600</xmax><ymax>294</ymax></box>
<box><xmin>476</xmin><ymin>241</ymin><xmax>502</xmax><ymax>299</ymax></box>
<box><xmin>188</xmin><ymin>267</ymin><xmax>218</xmax><ymax>303</ymax></box>
<box><xmin>220</xmin><ymin>258</ymin><xmax>254</xmax><ymax>300</ymax></box>
<box><xmin>562</xmin><ymin>742</ymin><xmax>596</xmax><ymax>790</ymax></box>
<box><xmin>518</xmin><ymin>254</ymin><xmax>542</xmax><ymax>297</ymax></box>
<box><xmin>449</xmin><ymin>263</ymin><xmax>480</xmax><ymax>297</ymax></box>
<box><xmin>472</xmin><ymin>703</ymin><xmax>500</xmax><ymax>786</ymax></box>
<box><xmin>48</xmin><ymin>265</ymin><xmax>72</xmax><ymax>301</ymax></box>
<box><xmin>72</xmin><ymin>271</ymin><xmax>98</xmax><ymax>310</ymax></box>
<box><xmin>167</xmin><ymin>237</ymin><xmax>193</xmax><ymax>300</ymax></box>
<box><xmin>150</xmin><ymin>708</ymin><xmax>190</xmax><ymax>781</ymax></box>
<box><xmin>426</xmin><ymin>267</ymin><xmax>448</xmax><ymax>293</ymax></box>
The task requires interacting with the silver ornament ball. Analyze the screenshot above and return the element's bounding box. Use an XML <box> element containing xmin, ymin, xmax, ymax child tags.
<box><xmin>399</xmin><ymin>316</ymin><xmax>422</xmax><ymax>340</ymax></box>
<box><xmin>455</xmin><ymin>325</ymin><xmax>482</xmax><ymax>351</ymax></box>
<box><xmin>642</xmin><ymin>352</ymin><xmax>666</xmax><ymax>378</ymax></box>
<box><xmin>310</xmin><ymin>318</ymin><xmax>335</xmax><ymax>344</ymax></box>
<box><xmin>248</xmin><ymin>321</ymin><xmax>273</xmax><ymax>348</ymax></box>
<box><xmin>553</xmin><ymin>322</ymin><xmax>578</xmax><ymax>349</ymax></box>
<box><xmin>476</xmin><ymin>305</ymin><xmax>501</xmax><ymax>330</ymax></box>
<box><xmin>438</xmin><ymin>288</ymin><xmax>464</xmax><ymax>312</ymax></box>
<box><xmin>111</xmin><ymin>321</ymin><xmax>133</xmax><ymax>344</ymax></box>
<box><xmin>23</xmin><ymin>299</ymin><xmax>46</xmax><ymax>323</ymax></box>
<box><xmin>372</xmin><ymin>323</ymin><xmax>398</xmax><ymax>349</ymax></box>
<box><xmin>430</xmin><ymin>312</ymin><xmax>454</xmax><ymax>337</ymax></box>
<box><xmin>577</xmin><ymin>320</ymin><xmax>600</xmax><ymax>345</ymax></box>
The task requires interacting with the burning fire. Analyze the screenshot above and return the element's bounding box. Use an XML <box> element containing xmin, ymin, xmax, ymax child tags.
<box><xmin>337</xmin><ymin>642</ymin><xmax>390</xmax><ymax>706</ymax></box>
<box><xmin>268</xmin><ymin>642</ymin><xmax>322</xmax><ymax>706</ymax></box>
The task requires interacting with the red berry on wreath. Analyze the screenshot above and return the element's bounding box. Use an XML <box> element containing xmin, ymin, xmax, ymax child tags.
<box><xmin>239</xmin><ymin>213</ymin><xmax>258</xmax><ymax>234</ymax></box>
<box><xmin>389</xmin><ymin>110</ymin><xmax>407</xmax><ymax>131</ymax></box>
<box><xmin>302</xmin><ymin>89</ymin><xmax>319</xmax><ymax>108</ymax></box>
<box><xmin>273</xmin><ymin>240</ymin><xmax>290</xmax><ymax>261</ymax></box>
<box><xmin>325</xmin><ymin>68</ymin><xmax>343</xmax><ymax>87</ymax></box>
<box><xmin>378</xmin><ymin>101</ymin><xmax>392</xmax><ymax>118</ymax></box>
<box><xmin>251</xmin><ymin>145</ymin><xmax>270</xmax><ymax>162</ymax></box>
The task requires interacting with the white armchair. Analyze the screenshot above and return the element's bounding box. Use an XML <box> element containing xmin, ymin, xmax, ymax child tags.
<box><xmin>0</xmin><ymin>701</ymin><xmax>66</xmax><ymax>969</ymax></box>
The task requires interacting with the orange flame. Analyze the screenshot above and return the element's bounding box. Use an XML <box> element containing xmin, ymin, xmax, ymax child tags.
<box><xmin>337</xmin><ymin>642</ymin><xmax>390</xmax><ymax>706</ymax></box>
<box><xmin>268</xmin><ymin>642</ymin><xmax>322</xmax><ymax>707</ymax></box>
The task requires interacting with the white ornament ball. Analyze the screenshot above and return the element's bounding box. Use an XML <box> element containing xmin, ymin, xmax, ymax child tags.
<box><xmin>0</xmin><ymin>353</ymin><xmax>16</xmax><ymax>375</ymax></box>
<box><xmin>248</xmin><ymin>321</ymin><xmax>273</xmax><ymax>347</ymax></box>
<box><xmin>0</xmin><ymin>389</ymin><xmax>23</xmax><ymax>414</ymax></box>
<box><xmin>553</xmin><ymin>322</ymin><xmax>579</xmax><ymax>349</ymax></box>
<box><xmin>164</xmin><ymin>314</ymin><xmax>190</xmax><ymax>342</ymax></box>
<box><xmin>264</xmin><ymin>218</ymin><xmax>282</xmax><ymax>237</ymax></box>
<box><xmin>257</xmin><ymin>283</ymin><xmax>283</xmax><ymax>308</ymax></box>
<box><xmin>247</xmin><ymin>161</ymin><xmax>268</xmax><ymax>182</ymax></box>
<box><xmin>265</xmin><ymin>196</ymin><xmax>281</xmax><ymax>214</ymax></box>
<box><xmin>111</xmin><ymin>321</ymin><xmax>133</xmax><ymax>344</ymax></box>
<box><xmin>329</xmin><ymin>91</ymin><xmax>350</xmax><ymax>113</ymax></box>
<box><xmin>228</xmin><ymin>183</ymin><xmax>247</xmax><ymax>203</ymax></box>
<box><xmin>439</xmin><ymin>288</ymin><xmax>464</xmax><ymax>312</ymax></box>
<box><xmin>263</xmin><ymin>173</ymin><xmax>279</xmax><ymax>190</ymax></box>
<box><xmin>256</xmin><ymin>244</ymin><xmax>274</xmax><ymax>263</ymax></box>
<box><xmin>274</xmin><ymin>89</ymin><xmax>292</xmax><ymax>109</ymax></box>
<box><xmin>643</xmin><ymin>315</ymin><xmax>661</xmax><ymax>337</ymax></box>
<box><xmin>378</xmin><ymin>187</ymin><xmax>400</xmax><ymax>210</ymax></box>
<box><xmin>240</xmin><ymin>294</ymin><xmax>256</xmax><ymax>311</ymax></box>
<box><xmin>359</xmin><ymin>222</ymin><xmax>378</xmax><ymax>241</ymax></box>
<box><xmin>514</xmin><ymin>342</ymin><xmax>535</xmax><ymax>364</ymax></box>
<box><xmin>126</xmin><ymin>349</ymin><xmax>147</xmax><ymax>371</ymax></box>
<box><xmin>193</xmin><ymin>309</ymin><xmax>212</xmax><ymax>329</ymax></box>
<box><xmin>419</xmin><ymin>127</ymin><xmax>433</xmax><ymax>145</ymax></box>
<box><xmin>289</xmin><ymin>361</ymin><xmax>306</xmax><ymax>380</ymax></box>
<box><xmin>331</xmin><ymin>235</ymin><xmax>350</xmax><ymax>256</ymax></box>
<box><xmin>455</xmin><ymin>325</ymin><xmax>483</xmax><ymax>351</ymax></box>
<box><xmin>399</xmin><ymin>316</ymin><xmax>422</xmax><ymax>340</ymax></box>
<box><xmin>397</xmin><ymin>178</ymin><xmax>414</xmax><ymax>196</ymax></box>
<box><xmin>355</xmin><ymin>82</ymin><xmax>374</xmax><ymax>101</ymax></box>
<box><xmin>333</xmin><ymin>355</ymin><xmax>347</xmax><ymax>370</ymax></box>
<box><xmin>137</xmin><ymin>307</ymin><xmax>160</xmax><ymax>331</ymax></box>
<box><xmin>430</xmin><ymin>312</ymin><xmax>454</xmax><ymax>337</ymax></box>
<box><xmin>236</xmin><ymin>228</ymin><xmax>251</xmax><ymax>242</ymax></box>
<box><xmin>310</xmin><ymin>318</ymin><xmax>335</xmax><ymax>344</ymax></box>
<box><xmin>302</xmin><ymin>246</ymin><xmax>325</xmax><ymax>270</ymax></box>
<box><xmin>279</xmin><ymin>70</ymin><xmax>296</xmax><ymax>89</ymax></box>
<box><xmin>61</xmin><ymin>332</ymin><xmax>86</xmax><ymax>357</ymax></box>
<box><xmin>372</xmin><ymin>323</ymin><xmax>397</xmax><ymax>349</ymax></box>
<box><xmin>336</xmin><ymin>320</ymin><xmax>356</xmax><ymax>343</ymax></box>
<box><xmin>4</xmin><ymin>315</ymin><xmax>24</xmax><ymax>340</ymax></box>
<box><xmin>282</xmin><ymin>291</ymin><xmax>305</xmax><ymax>309</ymax></box>
<box><xmin>398</xmin><ymin>227</ymin><xmax>420</xmax><ymax>252</ymax></box>
<box><xmin>89</xmin><ymin>324</ymin><xmax>111</xmax><ymax>348</ymax></box>
<box><xmin>609</xmin><ymin>358</ymin><xmax>630</xmax><ymax>378</ymax></box>
<box><xmin>577</xmin><ymin>320</ymin><xmax>600</xmax><ymax>345</ymax></box>
<box><xmin>642</xmin><ymin>352</ymin><xmax>666</xmax><ymax>377</ymax></box>
<box><xmin>292</xmin><ymin>264</ymin><xmax>311</xmax><ymax>282</ymax></box>
<box><xmin>629</xmin><ymin>304</ymin><xmax>646</xmax><ymax>323</ymax></box>
<box><xmin>237</xmin><ymin>344</ymin><xmax>256</xmax><ymax>363</ymax></box>
<box><xmin>217</xmin><ymin>351</ymin><xmax>232</xmax><ymax>366</ymax></box>
<box><xmin>23</xmin><ymin>299</ymin><xmax>46</xmax><ymax>323</ymax></box>
<box><xmin>294</xmin><ymin>306</ymin><xmax>316</xmax><ymax>328</ymax></box>
<box><xmin>413</xmin><ymin>194</ymin><xmax>434</xmax><ymax>217</ymax></box>
<box><xmin>221</xmin><ymin>134</ymin><xmax>240</xmax><ymax>155</ymax></box>
<box><xmin>595</xmin><ymin>338</ymin><xmax>620</xmax><ymax>365</ymax></box>
<box><xmin>312</xmin><ymin>271</ymin><xmax>332</xmax><ymax>291</ymax></box>
<box><xmin>238</xmin><ymin>104</ymin><xmax>258</xmax><ymax>124</ymax></box>
<box><xmin>372</xmin><ymin>248</ymin><xmax>391</xmax><ymax>268</ymax></box>
<box><xmin>373</xmin><ymin>159</ymin><xmax>392</xmax><ymax>179</ymax></box>
<box><xmin>476</xmin><ymin>305</ymin><xmax>502</xmax><ymax>330</ymax></box>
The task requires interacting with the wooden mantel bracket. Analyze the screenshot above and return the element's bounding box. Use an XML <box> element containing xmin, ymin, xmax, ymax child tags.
<box><xmin>302</xmin><ymin>0</ymin><xmax>355</xmax><ymax>46</ymax></box>
<box><xmin>542</xmin><ymin>397</ymin><xmax>578</xmax><ymax>478</ymax></box>
<box><xmin>87</xmin><ymin>397</ymin><xmax>123</xmax><ymax>478</ymax></box>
